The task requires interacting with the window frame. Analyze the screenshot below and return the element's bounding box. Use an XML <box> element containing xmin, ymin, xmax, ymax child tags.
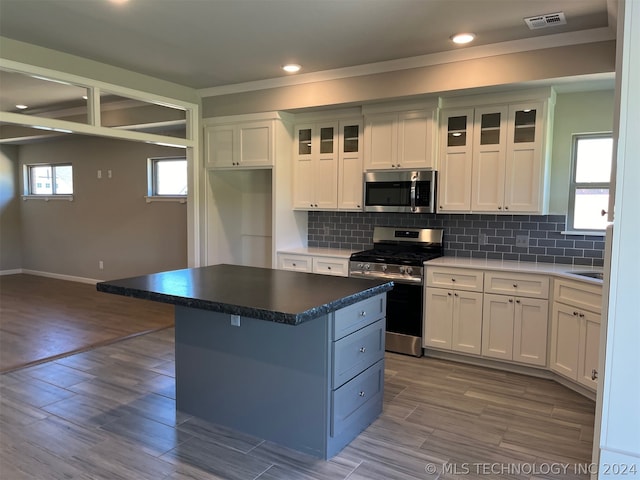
<box><xmin>23</xmin><ymin>163</ymin><xmax>74</xmax><ymax>200</ymax></box>
<box><xmin>146</xmin><ymin>156</ymin><xmax>187</xmax><ymax>203</ymax></box>
<box><xmin>566</xmin><ymin>132</ymin><xmax>613</xmax><ymax>234</ymax></box>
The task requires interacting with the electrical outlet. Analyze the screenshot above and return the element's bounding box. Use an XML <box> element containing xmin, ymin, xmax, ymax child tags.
<box><xmin>230</xmin><ymin>315</ymin><xmax>241</xmax><ymax>327</ymax></box>
<box><xmin>516</xmin><ymin>235</ymin><xmax>529</xmax><ymax>248</ymax></box>
<box><xmin>323</xmin><ymin>226</ymin><xmax>330</xmax><ymax>236</ymax></box>
<box><xmin>98</xmin><ymin>260</ymin><xmax>104</xmax><ymax>270</ymax></box>
<box><xmin>97</xmin><ymin>169</ymin><xmax>102</xmax><ymax>179</ymax></box>
<box><xmin>478</xmin><ymin>233</ymin><xmax>488</xmax><ymax>245</ymax></box>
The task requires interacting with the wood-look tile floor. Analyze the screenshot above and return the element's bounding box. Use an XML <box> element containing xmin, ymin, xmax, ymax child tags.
<box><xmin>0</xmin><ymin>274</ymin><xmax>174</xmax><ymax>373</ymax></box>
<box><xmin>0</xmin><ymin>327</ymin><xmax>595</xmax><ymax>480</ymax></box>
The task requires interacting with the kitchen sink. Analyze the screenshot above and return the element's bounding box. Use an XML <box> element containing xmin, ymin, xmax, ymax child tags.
<box><xmin>568</xmin><ymin>271</ymin><xmax>604</xmax><ymax>280</ymax></box>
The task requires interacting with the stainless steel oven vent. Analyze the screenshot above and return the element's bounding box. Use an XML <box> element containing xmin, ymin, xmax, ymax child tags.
<box><xmin>524</xmin><ymin>12</ymin><xmax>567</xmax><ymax>30</ymax></box>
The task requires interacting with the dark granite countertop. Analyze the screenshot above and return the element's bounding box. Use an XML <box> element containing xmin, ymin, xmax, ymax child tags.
<box><xmin>96</xmin><ymin>264</ymin><xmax>393</xmax><ymax>325</ymax></box>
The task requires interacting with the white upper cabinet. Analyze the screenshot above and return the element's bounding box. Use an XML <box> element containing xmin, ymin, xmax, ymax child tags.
<box><xmin>205</xmin><ymin>120</ymin><xmax>274</xmax><ymax>169</ymax></box>
<box><xmin>293</xmin><ymin>122</ymin><xmax>339</xmax><ymax>210</ymax></box>
<box><xmin>437</xmin><ymin>89</ymin><xmax>555</xmax><ymax>214</ymax></box>
<box><xmin>363</xmin><ymin>102</ymin><xmax>438</xmax><ymax>171</ymax></box>
<box><xmin>337</xmin><ymin>120</ymin><xmax>364</xmax><ymax>211</ymax></box>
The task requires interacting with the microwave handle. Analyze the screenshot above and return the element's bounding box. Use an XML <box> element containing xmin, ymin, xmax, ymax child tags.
<box><xmin>410</xmin><ymin>174</ymin><xmax>417</xmax><ymax>212</ymax></box>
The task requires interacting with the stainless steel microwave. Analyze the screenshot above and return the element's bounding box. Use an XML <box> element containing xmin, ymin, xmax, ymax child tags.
<box><xmin>364</xmin><ymin>170</ymin><xmax>437</xmax><ymax>213</ymax></box>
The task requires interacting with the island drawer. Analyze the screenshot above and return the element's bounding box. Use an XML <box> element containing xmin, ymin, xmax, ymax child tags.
<box><xmin>332</xmin><ymin>294</ymin><xmax>386</xmax><ymax>341</ymax></box>
<box><xmin>331</xmin><ymin>359</ymin><xmax>384</xmax><ymax>438</ymax></box>
<box><xmin>333</xmin><ymin>318</ymin><xmax>384</xmax><ymax>388</ymax></box>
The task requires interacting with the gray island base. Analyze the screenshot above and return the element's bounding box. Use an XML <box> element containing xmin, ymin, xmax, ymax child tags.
<box><xmin>97</xmin><ymin>264</ymin><xmax>393</xmax><ymax>459</ymax></box>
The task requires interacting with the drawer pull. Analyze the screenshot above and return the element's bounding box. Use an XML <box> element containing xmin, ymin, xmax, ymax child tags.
<box><xmin>327</xmin><ymin>266</ymin><xmax>331</xmax><ymax>270</ymax></box>
<box><xmin>359</xmin><ymin>347</ymin><xmax>366</xmax><ymax>353</ymax></box>
<box><xmin>451</xmin><ymin>278</ymin><xmax>456</xmax><ymax>282</ymax></box>
<box><xmin>292</xmin><ymin>263</ymin><xmax>296</xmax><ymax>267</ymax></box>
<box><xmin>359</xmin><ymin>311</ymin><xmax>367</xmax><ymax>317</ymax></box>
<box><xmin>513</xmin><ymin>283</ymin><xmax>518</xmax><ymax>288</ymax></box>
<box><xmin>358</xmin><ymin>391</ymin><xmax>366</xmax><ymax>397</ymax></box>
<box><xmin>509</xmin><ymin>298</ymin><xmax>513</xmax><ymax>303</ymax></box>
<box><xmin>591</xmin><ymin>369</ymin><xmax>598</xmax><ymax>381</ymax></box>
<box><xmin>579</xmin><ymin>313</ymin><xmax>585</xmax><ymax>318</ymax></box>
<box><xmin>573</xmin><ymin>311</ymin><xmax>579</xmax><ymax>316</ymax></box>
<box><xmin>448</xmin><ymin>292</ymin><xmax>452</xmax><ymax>296</ymax></box>
<box><xmin>516</xmin><ymin>299</ymin><xmax>521</xmax><ymax>304</ymax></box>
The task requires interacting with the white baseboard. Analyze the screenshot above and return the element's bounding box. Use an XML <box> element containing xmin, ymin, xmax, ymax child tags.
<box><xmin>20</xmin><ymin>269</ymin><xmax>102</xmax><ymax>285</ymax></box>
<box><xmin>0</xmin><ymin>269</ymin><xmax>23</xmax><ymax>276</ymax></box>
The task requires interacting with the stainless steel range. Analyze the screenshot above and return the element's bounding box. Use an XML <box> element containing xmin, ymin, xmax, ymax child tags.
<box><xmin>349</xmin><ymin>227</ymin><xmax>444</xmax><ymax>357</ymax></box>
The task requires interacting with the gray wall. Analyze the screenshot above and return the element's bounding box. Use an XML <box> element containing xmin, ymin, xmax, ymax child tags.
<box><xmin>0</xmin><ymin>145</ymin><xmax>22</xmax><ymax>271</ymax></box>
<box><xmin>14</xmin><ymin>135</ymin><xmax>187</xmax><ymax>280</ymax></box>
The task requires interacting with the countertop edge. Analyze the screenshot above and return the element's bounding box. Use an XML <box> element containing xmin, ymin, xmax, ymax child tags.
<box><xmin>97</xmin><ymin>280</ymin><xmax>393</xmax><ymax>325</ymax></box>
<box><xmin>424</xmin><ymin>257</ymin><xmax>603</xmax><ymax>286</ymax></box>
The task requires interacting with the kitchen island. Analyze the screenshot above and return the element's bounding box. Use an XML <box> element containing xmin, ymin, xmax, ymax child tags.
<box><xmin>97</xmin><ymin>264</ymin><xmax>393</xmax><ymax>459</ymax></box>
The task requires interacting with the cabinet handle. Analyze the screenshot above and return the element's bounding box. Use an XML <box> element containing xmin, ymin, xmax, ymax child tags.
<box><xmin>359</xmin><ymin>311</ymin><xmax>367</xmax><ymax>317</ymax></box>
<box><xmin>513</xmin><ymin>283</ymin><xmax>518</xmax><ymax>288</ymax></box>
<box><xmin>601</xmin><ymin>209</ymin><xmax>607</xmax><ymax>217</ymax></box>
<box><xmin>505</xmin><ymin>206</ymin><xmax>509</xmax><ymax>210</ymax></box>
<box><xmin>359</xmin><ymin>391</ymin><xmax>366</xmax><ymax>397</ymax></box>
<box><xmin>579</xmin><ymin>313</ymin><xmax>585</xmax><ymax>318</ymax></box>
<box><xmin>292</xmin><ymin>263</ymin><xmax>296</xmax><ymax>267</ymax></box>
<box><xmin>327</xmin><ymin>266</ymin><xmax>331</xmax><ymax>270</ymax></box>
<box><xmin>359</xmin><ymin>347</ymin><xmax>366</xmax><ymax>353</ymax></box>
<box><xmin>591</xmin><ymin>369</ymin><xmax>598</xmax><ymax>381</ymax></box>
<box><xmin>447</xmin><ymin>292</ymin><xmax>452</xmax><ymax>296</ymax></box>
<box><xmin>454</xmin><ymin>293</ymin><xmax>458</xmax><ymax>297</ymax></box>
<box><xmin>498</xmin><ymin>206</ymin><xmax>502</xmax><ymax>210</ymax></box>
<box><xmin>509</xmin><ymin>298</ymin><xmax>513</xmax><ymax>303</ymax></box>
<box><xmin>440</xmin><ymin>205</ymin><xmax>443</xmax><ymax>209</ymax></box>
<box><xmin>451</xmin><ymin>278</ymin><xmax>456</xmax><ymax>282</ymax></box>
<box><xmin>573</xmin><ymin>311</ymin><xmax>579</xmax><ymax>316</ymax></box>
<box><xmin>516</xmin><ymin>299</ymin><xmax>521</xmax><ymax>304</ymax></box>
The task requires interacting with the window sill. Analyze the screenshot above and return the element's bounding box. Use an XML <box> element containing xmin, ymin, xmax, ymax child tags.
<box><xmin>561</xmin><ymin>230</ymin><xmax>606</xmax><ymax>237</ymax></box>
<box><xmin>145</xmin><ymin>196</ymin><xmax>187</xmax><ymax>204</ymax></box>
<box><xmin>22</xmin><ymin>195</ymin><xmax>73</xmax><ymax>202</ymax></box>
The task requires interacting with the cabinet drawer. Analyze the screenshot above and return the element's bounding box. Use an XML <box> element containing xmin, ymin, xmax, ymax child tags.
<box><xmin>278</xmin><ymin>254</ymin><xmax>312</xmax><ymax>273</ymax></box>
<box><xmin>313</xmin><ymin>257</ymin><xmax>349</xmax><ymax>277</ymax></box>
<box><xmin>426</xmin><ymin>267</ymin><xmax>484</xmax><ymax>292</ymax></box>
<box><xmin>333</xmin><ymin>294</ymin><xmax>386</xmax><ymax>341</ymax></box>
<box><xmin>554</xmin><ymin>279</ymin><xmax>603</xmax><ymax>314</ymax></box>
<box><xmin>331</xmin><ymin>360</ymin><xmax>383</xmax><ymax>437</ymax></box>
<box><xmin>333</xmin><ymin>319</ymin><xmax>385</xmax><ymax>388</ymax></box>
<box><xmin>484</xmin><ymin>272</ymin><xmax>549</xmax><ymax>299</ymax></box>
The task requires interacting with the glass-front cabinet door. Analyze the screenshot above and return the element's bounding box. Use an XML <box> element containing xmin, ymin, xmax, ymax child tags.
<box><xmin>438</xmin><ymin>109</ymin><xmax>474</xmax><ymax>212</ymax></box>
<box><xmin>338</xmin><ymin>120</ymin><xmax>363</xmax><ymax>210</ymax></box>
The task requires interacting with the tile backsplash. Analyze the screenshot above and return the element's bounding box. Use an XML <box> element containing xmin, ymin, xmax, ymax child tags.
<box><xmin>308</xmin><ymin>212</ymin><xmax>605</xmax><ymax>267</ymax></box>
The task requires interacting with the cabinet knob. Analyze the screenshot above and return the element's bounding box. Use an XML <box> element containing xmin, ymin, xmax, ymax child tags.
<box><xmin>292</xmin><ymin>263</ymin><xmax>296</xmax><ymax>267</ymax></box>
<box><xmin>454</xmin><ymin>293</ymin><xmax>458</xmax><ymax>297</ymax></box>
<box><xmin>601</xmin><ymin>209</ymin><xmax>607</xmax><ymax>217</ymax></box>
<box><xmin>451</xmin><ymin>278</ymin><xmax>456</xmax><ymax>282</ymax></box>
<box><xmin>440</xmin><ymin>205</ymin><xmax>443</xmax><ymax>209</ymax></box>
<box><xmin>513</xmin><ymin>283</ymin><xmax>518</xmax><ymax>288</ymax></box>
<box><xmin>579</xmin><ymin>313</ymin><xmax>585</xmax><ymax>318</ymax></box>
<box><xmin>591</xmin><ymin>369</ymin><xmax>598</xmax><ymax>381</ymax></box>
<box><xmin>327</xmin><ymin>266</ymin><xmax>331</xmax><ymax>270</ymax></box>
<box><xmin>359</xmin><ymin>391</ymin><xmax>366</xmax><ymax>397</ymax></box>
<box><xmin>359</xmin><ymin>347</ymin><xmax>366</xmax><ymax>353</ymax></box>
<box><xmin>359</xmin><ymin>311</ymin><xmax>367</xmax><ymax>317</ymax></box>
<box><xmin>498</xmin><ymin>206</ymin><xmax>502</xmax><ymax>210</ymax></box>
<box><xmin>447</xmin><ymin>292</ymin><xmax>452</xmax><ymax>296</ymax></box>
<box><xmin>516</xmin><ymin>299</ymin><xmax>521</xmax><ymax>304</ymax></box>
<box><xmin>573</xmin><ymin>311</ymin><xmax>579</xmax><ymax>316</ymax></box>
<box><xmin>505</xmin><ymin>206</ymin><xmax>509</xmax><ymax>210</ymax></box>
<box><xmin>509</xmin><ymin>298</ymin><xmax>513</xmax><ymax>303</ymax></box>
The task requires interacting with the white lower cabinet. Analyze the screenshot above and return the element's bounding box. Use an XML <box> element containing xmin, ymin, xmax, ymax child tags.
<box><xmin>550</xmin><ymin>278</ymin><xmax>602</xmax><ymax>390</ymax></box>
<box><xmin>482</xmin><ymin>293</ymin><xmax>548</xmax><ymax>366</ymax></box>
<box><xmin>278</xmin><ymin>252</ymin><xmax>350</xmax><ymax>277</ymax></box>
<box><xmin>424</xmin><ymin>287</ymin><xmax>483</xmax><ymax>354</ymax></box>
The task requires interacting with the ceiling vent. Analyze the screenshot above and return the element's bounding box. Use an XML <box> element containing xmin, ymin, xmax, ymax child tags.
<box><xmin>524</xmin><ymin>12</ymin><xmax>567</xmax><ymax>30</ymax></box>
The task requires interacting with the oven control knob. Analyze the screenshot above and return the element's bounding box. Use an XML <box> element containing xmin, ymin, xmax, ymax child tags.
<box><xmin>381</xmin><ymin>265</ymin><xmax>388</xmax><ymax>272</ymax></box>
<box><xmin>405</xmin><ymin>266</ymin><xmax>413</xmax><ymax>275</ymax></box>
<box><xmin>364</xmin><ymin>263</ymin><xmax>371</xmax><ymax>270</ymax></box>
<box><xmin>357</xmin><ymin>263</ymin><xmax>364</xmax><ymax>269</ymax></box>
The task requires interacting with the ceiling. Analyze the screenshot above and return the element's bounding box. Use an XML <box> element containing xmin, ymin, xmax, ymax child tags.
<box><xmin>0</xmin><ymin>0</ymin><xmax>614</xmax><ymax>95</ymax></box>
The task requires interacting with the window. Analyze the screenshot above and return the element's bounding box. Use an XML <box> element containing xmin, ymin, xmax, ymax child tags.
<box><xmin>27</xmin><ymin>164</ymin><xmax>73</xmax><ymax>195</ymax></box>
<box><xmin>567</xmin><ymin>133</ymin><xmax>613</xmax><ymax>232</ymax></box>
<box><xmin>148</xmin><ymin>157</ymin><xmax>187</xmax><ymax>197</ymax></box>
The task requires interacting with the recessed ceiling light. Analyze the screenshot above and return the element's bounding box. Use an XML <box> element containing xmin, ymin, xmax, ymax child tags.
<box><xmin>451</xmin><ymin>33</ymin><xmax>476</xmax><ymax>45</ymax></box>
<box><xmin>282</xmin><ymin>64</ymin><xmax>302</xmax><ymax>73</ymax></box>
<box><xmin>15</xmin><ymin>104</ymin><xmax>28</xmax><ymax>110</ymax></box>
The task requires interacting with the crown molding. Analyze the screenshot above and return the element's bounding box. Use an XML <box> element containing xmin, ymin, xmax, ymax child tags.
<box><xmin>198</xmin><ymin>27</ymin><xmax>614</xmax><ymax>99</ymax></box>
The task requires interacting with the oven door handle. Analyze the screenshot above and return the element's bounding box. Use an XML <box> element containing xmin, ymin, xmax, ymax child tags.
<box><xmin>410</xmin><ymin>174</ymin><xmax>418</xmax><ymax>212</ymax></box>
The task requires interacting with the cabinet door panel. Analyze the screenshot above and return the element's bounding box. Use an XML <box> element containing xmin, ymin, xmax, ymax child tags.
<box><xmin>293</xmin><ymin>155</ymin><xmax>315</xmax><ymax>209</ymax></box>
<box><xmin>364</xmin><ymin>114</ymin><xmax>396</xmax><ymax>170</ymax></box>
<box><xmin>438</xmin><ymin>150</ymin><xmax>472</xmax><ymax>211</ymax></box>
<box><xmin>424</xmin><ymin>288</ymin><xmax>453</xmax><ymax>349</ymax></box>
<box><xmin>239</xmin><ymin>122</ymin><xmax>271</xmax><ymax>166</ymax></box>
<box><xmin>315</xmin><ymin>155</ymin><xmax>338</xmax><ymax>209</ymax></box>
<box><xmin>206</xmin><ymin>126</ymin><xmax>234</xmax><ymax>168</ymax></box>
<box><xmin>578</xmin><ymin>312</ymin><xmax>600</xmax><ymax>389</ymax></box>
<box><xmin>452</xmin><ymin>291</ymin><xmax>483</xmax><ymax>354</ymax></box>
<box><xmin>504</xmin><ymin>147</ymin><xmax>539</xmax><ymax>212</ymax></box>
<box><xmin>398</xmin><ymin>110</ymin><xmax>433</xmax><ymax>169</ymax></box>
<box><xmin>472</xmin><ymin>106</ymin><xmax>507</xmax><ymax>212</ymax></box>
<box><xmin>481</xmin><ymin>293</ymin><xmax>514</xmax><ymax>360</ymax></box>
<box><xmin>513</xmin><ymin>297</ymin><xmax>548</xmax><ymax>366</ymax></box>
<box><xmin>550</xmin><ymin>303</ymin><xmax>580</xmax><ymax>380</ymax></box>
<box><xmin>338</xmin><ymin>120</ymin><xmax>363</xmax><ymax>210</ymax></box>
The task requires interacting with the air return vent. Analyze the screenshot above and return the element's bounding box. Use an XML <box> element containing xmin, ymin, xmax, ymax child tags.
<box><xmin>524</xmin><ymin>12</ymin><xmax>567</xmax><ymax>30</ymax></box>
